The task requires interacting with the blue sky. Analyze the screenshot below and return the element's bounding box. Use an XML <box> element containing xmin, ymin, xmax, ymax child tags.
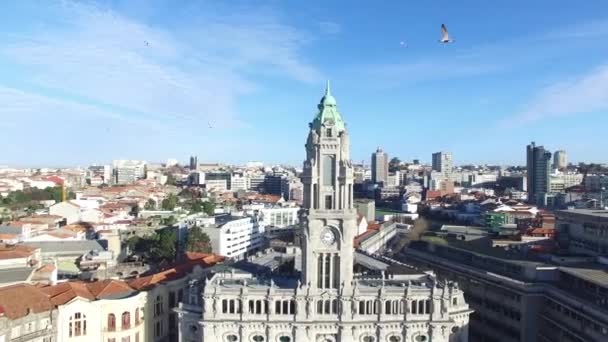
<box><xmin>1</xmin><ymin>0</ymin><xmax>608</xmax><ymax>167</ymax></box>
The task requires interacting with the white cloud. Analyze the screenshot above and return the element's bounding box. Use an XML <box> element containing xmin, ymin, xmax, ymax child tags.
<box><xmin>0</xmin><ymin>1</ymin><xmax>320</xmax><ymax>132</ymax></box>
<box><xmin>503</xmin><ymin>63</ymin><xmax>608</xmax><ymax>126</ymax></box>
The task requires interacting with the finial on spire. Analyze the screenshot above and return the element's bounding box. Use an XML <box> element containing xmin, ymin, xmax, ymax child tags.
<box><xmin>325</xmin><ymin>80</ymin><xmax>331</xmax><ymax>96</ymax></box>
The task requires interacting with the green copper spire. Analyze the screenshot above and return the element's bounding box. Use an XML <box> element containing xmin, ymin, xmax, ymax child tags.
<box><xmin>312</xmin><ymin>80</ymin><xmax>345</xmax><ymax>132</ymax></box>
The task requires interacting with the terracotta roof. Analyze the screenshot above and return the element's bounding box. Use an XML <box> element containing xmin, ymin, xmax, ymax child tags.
<box><xmin>0</xmin><ymin>244</ymin><xmax>37</xmax><ymax>260</ymax></box>
<box><xmin>46</xmin><ymin>232</ymin><xmax>73</xmax><ymax>239</ymax></box>
<box><xmin>129</xmin><ymin>252</ymin><xmax>224</xmax><ymax>290</ymax></box>
<box><xmin>40</xmin><ymin>282</ymin><xmax>95</xmax><ymax>305</ymax></box>
<box><xmin>44</xmin><ymin>176</ymin><xmax>65</xmax><ymax>186</ymax></box>
<box><xmin>36</xmin><ymin>264</ymin><xmax>56</xmax><ymax>273</ymax></box>
<box><xmin>85</xmin><ymin>279</ymin><xmax>133</xmax><ymax>298</ymax></box>
<box><xmin>0</xmin><ymin>284</ymin><xmax>53</xmax><ymax>319</ymax></box>
<box><xmin>62</xmin><ymin>223</ymin><xmax>92</xmax><ymax>232</ymax></box>
<box><xmin>0</xmin><ymin>234</ymin><xmax>18</xmax><ymax>240</ymax></box>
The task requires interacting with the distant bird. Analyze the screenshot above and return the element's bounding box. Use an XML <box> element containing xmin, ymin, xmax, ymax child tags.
<box><xmin>439</xmin><ymin>24</ymin><xmax>455</xmax><ymax>44</ymax></box>
<box><xmin>144</xmin><ymin>40</ymin><xmax>149</xmax><ymax>46</ymax></box>
<box><xmin>399</xmin><ymin>41</ymin><xmax>407</xmax><ymax>47</ymax></box>
<box><xmin>208</xmin><ymin>121</ymin><xmax>213</xmax><ymax>129</ymax></box>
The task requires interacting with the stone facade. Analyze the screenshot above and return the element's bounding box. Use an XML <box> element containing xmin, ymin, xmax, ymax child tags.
<box><xmin>176</xmin><ymin>84</ymin><xmax>472</xmax><ymax>342</ymax></box>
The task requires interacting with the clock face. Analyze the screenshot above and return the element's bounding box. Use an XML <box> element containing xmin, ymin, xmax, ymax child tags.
<box><xmin>320</xmin><ymin>228</ymin><xmax>336</xmax><ymax>246</ymax></box>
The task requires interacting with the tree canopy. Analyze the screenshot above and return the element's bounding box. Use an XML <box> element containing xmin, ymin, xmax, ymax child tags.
<box><xmin>161</xmin><ymin>193</ymin><xmax>178</xmax><ymax>210</ymax></box>
<box><xmin>185</xmin><ymin>225</ymin><xmax>212</xmax><ymax>253</ymax></box>
<box><xmin>144</xmin><ymin>199</ymin><xmax>156</xmax><ymax>210</ymax></box>
<box><xmin>127</xmin><ymin>228</ymin><xmax>177</xmax><ymax>262</ymax></box>
<box><xmin>1</xmin><ymin>186</ymin><xmax>75</xmax><ymax>209</ymax></box>
<box><xmin>389</xmin><ymin>157</ymin><xmax>401</xmax><ymax>172</ymax></box>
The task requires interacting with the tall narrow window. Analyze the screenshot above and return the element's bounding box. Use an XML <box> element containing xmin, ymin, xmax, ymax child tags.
<box><xmin>324</xmin><ymin>255</ymin><xmax>331</xmax><ymax>288</ymax></box>
<box><xmin>107</xmin><ymin>314</ymin><xmax>116</xmax><ymax>331</ymax></box>
<box><xmin>122</xmin><ymin>311</ymin><xmax>130</xmax><ymax>329</ymax></box>
<box><xmin>322</xmin><ymin>155</ymin><xmax>335</xmax><ymax>186</ymax></box>
<box><xmin>70</xmin><ymin>312</ymin><xmax>86</xmax><ymax>336</ymax></box>
<box><xmin>332</xmin><ymin>255</ymin><xmax>340</xmax><ymax>289</ymax></box>
<box><xmin>325</xmin><ymin>195</ymin><xmax>332</xmax><ymax>210</ymax></box>
<box><xmin>313</xmin><ymin>184</ymin><xmax>318</xmax><ymax>209</ymax></box>
<box><xmin>317</xmin><ymin>254</ymin><xmax>324</xmax><ymax>288</ymax></box>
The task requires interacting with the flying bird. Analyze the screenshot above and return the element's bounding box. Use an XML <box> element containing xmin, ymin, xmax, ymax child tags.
<box><xmin>439</xmin><ymin>24</ymin><xmax>455</xmax><ymax>44</ymax></box>
<box><xmin>208</xmin><ymin>121</ymin><xmax>213</xmax><ymax>129</ymax></box>
<box><xmin>399</xmin><ymin>41</ymin><xmax>407</xmax><ymax>47</ymax></box>
<box><xmin>144</xmin><ymin>41</ymin><xmax>149</xmax><ymax>46</ymax></box>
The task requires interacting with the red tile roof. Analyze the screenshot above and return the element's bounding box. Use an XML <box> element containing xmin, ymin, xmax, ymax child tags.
<box><xmin>129</xmin><ymin>252</ymin><xmax>224</xmax><ymax>290</ymax></box>
<box><xmin>0</xmin><ymin>284</ymin><xmax>54</xmax><ymax>319</ymax></box>
<box><xmin>0</xmin><ymin>244</ymin><xmax>37</xmax><ymax>260</ymax></box>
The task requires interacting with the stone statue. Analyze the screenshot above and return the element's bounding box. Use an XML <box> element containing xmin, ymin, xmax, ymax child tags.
<box><xmin>340</xmin><ymin>130</ymin><xmax>350</xmax><ymax>160</ymax></box>
<box><xmin>311</xmin><ymin>129</ymin><xmax>319</xmax><ymax>145</ymax></box>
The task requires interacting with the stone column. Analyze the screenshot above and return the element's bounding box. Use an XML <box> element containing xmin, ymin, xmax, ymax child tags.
<box><xmin>328</xmin><ymin>254</ymin><xmax>334</xmax><ymax>289</ymax></box>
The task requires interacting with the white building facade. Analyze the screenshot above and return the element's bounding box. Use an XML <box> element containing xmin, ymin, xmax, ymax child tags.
<box><xmin>200</xmin><ymin>215</ymin><xmax>264</xmax><ymax>260</ymax></box>
<box><xmin>176</xmin><ymin>84</ymin><xmax>472</xmax><ymax>342</ymax></box>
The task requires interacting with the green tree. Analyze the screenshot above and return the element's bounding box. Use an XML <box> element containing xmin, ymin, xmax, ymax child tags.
<box><xmin>186</xmin><ymin>226</ymin><xmax>212</xmax><ymax>253</ymax></box>
<box><xmin>162</xmin><ymin>216</ymin><xmax>177</xmax><ymax>226</ymax></box>
<box><xmin>389</xmin><ymin>157</ymin><xmax>401</xmax><ymax>172</ymax></box>
<box><xmin>202</xmin><ymin>200</ymin><xmax>215</xmax><ymax>216</ymax></box>
<box><xmin>189</xmin><ymin>200</ymin><xmax>203</xmax><ymax>214</ymax></box>
<box><xmin>144</xmin><ymin>199</ymin><xmax>156</xmax><ymax>210</ymax></box>
<box><xmin>150</xmin><ymin>229</ymin><xmax>177</xmax><ymax>261</ymax></box>
<box><xmin>161</xmin><ymin>193</ymin><xmax>178</xmax><ymax>211</ymax></box>
<box><xmin>166</xmin><ymin>173</ymin><xmax>178</xmax><ymax>186</ymax></box>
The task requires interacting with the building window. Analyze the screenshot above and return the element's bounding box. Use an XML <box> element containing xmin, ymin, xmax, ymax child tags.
<box><xmin>226</xmin><ymin>335</ymin><xmax>238</xmax><ymax>342</ymax></box>
<box><xmin>322</xmin><ymin>155</ymin><xmax>335</xmax><ymax>186</ymax></box>
<box><xmin>154</xmin><ymin>295</ymin><xmax>163</xmax><ymax>317</ymax></box>
<box><xmin>452</xmin><ymin>297</ymin><xmax>458</xmax><ymax>305</ymax></box>
<box><xmin>135</xmin><ymin>332</ymin><xmax>140</xmax><ymax>342</ymax></box>
<box><xmin>135</xmin><ymin>309</ymin><xmax>140</xmax><ymax>324</ymax></box>
<box><xmin>169</xmin><ymin>291</ymin><xmax>176</xmax><ymax>307</ymax></box>
<box><xmin>154</xmin><ymin>322</ymin><xmax>162</xmax><ymax>338</ymax></box>
<box><xmin>121</xmin><ymin>337</ymin><xmax>130</xmax><ymax>342</ymax></box>
<box><xmin>122</xmin><ymin>311</ymin><xmax>130</xmax><ymax>329</ymax></box>
<box><xmin>107</xmin><ymin>314</ymin><xmax>116</xmax><ymax>331</ymax></box>
<box><xmin>252</xmin><ymin>335</ymin><xmax>264</xmax><ymax>342</ymax></box>
<box><xmin>108</xmin><ymin>339</ymin><xmax>116</xmax><ymax>342</ymax></box>
<box><xmin>69</xmin><ymin>312</ymin><xmax>87</xmax><ymax>337</ymax></box>
<box><xmin>325</xmin><ymin>195</ymin><xmax>332</xmax><ymax>210</ymax></box>
<box><xmin>278</xmin><ymin>337</ymin><xmax>291</xmax><ymax>342</ymax></box>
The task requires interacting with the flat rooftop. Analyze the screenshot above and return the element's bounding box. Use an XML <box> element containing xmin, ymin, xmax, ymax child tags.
<box><xmin>560</xmin><ymin>264</ymin><xmax>608</xmax><ymax>287</ymax></box>
<box><xmin>557</xmin><ymin>209</ymin><xmax>608</xmax><ymax>219</ymax></box>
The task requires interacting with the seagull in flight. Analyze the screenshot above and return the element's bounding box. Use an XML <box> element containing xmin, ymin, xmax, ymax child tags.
<box><xmin>439</xmin><ymin>24</ymin><xmax>455</xmax><ymax>44</ymax></box>
<box><xmin>144</xmin><ymin>41</ymin><xmax>149</xmax><ymax>46</ymax></box>
<box><xmin>208</xmin><ymin>121</ymin><xmax>213</xmax><ymax>129</ymax></box>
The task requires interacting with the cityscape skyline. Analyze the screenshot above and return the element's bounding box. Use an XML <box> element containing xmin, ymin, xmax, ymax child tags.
<box><xmin>2</xmin><ymin>1</ymin><xmax>608</xmax><ymax>166</ymax></box>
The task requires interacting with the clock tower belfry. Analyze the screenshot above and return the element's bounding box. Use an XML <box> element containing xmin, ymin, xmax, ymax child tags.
<box><xmin>300</xmin><ymin>81</ymin><xmax>357</xmax><ymax>290</ymax></box>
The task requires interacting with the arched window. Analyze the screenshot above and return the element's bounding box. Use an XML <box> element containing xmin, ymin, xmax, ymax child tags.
<box><xmin>107</xmin><ymin>314</ymin><xmax>116</xmax><ymax>331</ymax></box>
<box><xmin>154</xmin><ymin>295</ymin><xmax>163</xmax><ymax>317</ymax></box>
<box><xmin>122</xmin><ymin>311</ymin><xmax>130</xmax><ymax>329</ymax></box>
<box><xmin>69</xmin><ymin>312</ymin><xmax>87</xmax><ymax>337</ymax></box>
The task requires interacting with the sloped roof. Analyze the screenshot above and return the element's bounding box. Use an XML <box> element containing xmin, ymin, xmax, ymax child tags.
<box><xmin>0</xmin><ymin>244</ymin><xmax>37</xmax><ymax>260</ymax></box>
<box><xmin>40</xmin><ymin>279</ymin><xmax>134</xmax><ymax>304</ymax></box>
<box><xmin>0</xmin><ymin>284</ymin><xmax>53</xmax><ymax>319</ymax></box>
<box><xmin>129</xmin><ymin>252</ymin><xmax>224</xmax><ymax>290</ymax></box>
